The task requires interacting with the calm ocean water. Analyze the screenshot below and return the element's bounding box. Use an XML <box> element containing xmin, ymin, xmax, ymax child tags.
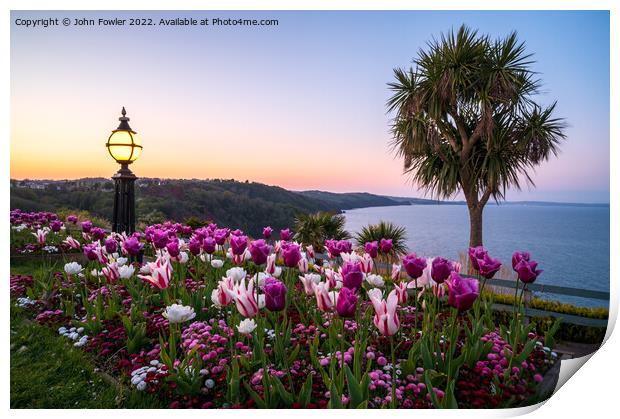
<box><xmin>344</xmin><ymin>204</ymin><xmax>610</xmax><ymax>308</ymax></box>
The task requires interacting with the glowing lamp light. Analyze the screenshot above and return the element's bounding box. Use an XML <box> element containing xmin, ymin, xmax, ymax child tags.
<box><xmin>106</xmin><ymin>107</ymin><xmax>142</xmax><ymax>164</ymax></box>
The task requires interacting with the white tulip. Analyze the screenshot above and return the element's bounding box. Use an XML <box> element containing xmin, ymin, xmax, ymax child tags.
<box><xmin>178</xmin><ymin>252</ymin><xmax>189</xmax><ymax>264</ymax></box>
<box><xmin>253</xmin><ymin>272</ymin><xmax>270</xmax><ymax>287</ymax></box>
<box><xmin>162</xmin><ymin>304</ymin><xmax>196</xmax><ymax>324</ymax></box>
<box><xmin>116</xmin><ymin>257</ymin><xmax>128</xmax><ymax>266</ymax></box>
<box><xmin>366</xmin><ymin>274</ymin><xmax>385</xmax><ymax>288</ymax></box>
<box><xmin>118</xmin><ymin>265</ymin><xmax>135</xmax><ymax>279</ymax></box>
<box><xmin>237</xmin><ymin>318</ymin><xmax>257</xmax><ymax>335</ymax></box>
<box><xmin>139</xmin><ymin>264</ymin><xmax>152</xmax><ymax>275</ymax></box>
<box><xmin>64</xmin><ymin>262</ymin><xmax>83</xmax><ymax>275</ymax></box>
<box><xmin>211</xmin><ymin>259</ymin><xmax>224</xmax><ymax>269</ymax></box>
<box><xmin>226</xmin><ymin>267</ymin><xmax>247</xmax><ymax>282</ymax></box>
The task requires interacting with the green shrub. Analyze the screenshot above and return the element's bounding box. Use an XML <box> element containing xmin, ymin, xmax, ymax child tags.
<box><xmin>355</xmin><ymin>221</ymin><xmax>408</xmax><ymax>259</ymax></box>
<box><xmin>294</xmin><ymin>212</ymin><xmax>351</xmax><ymax>251</ymax></box>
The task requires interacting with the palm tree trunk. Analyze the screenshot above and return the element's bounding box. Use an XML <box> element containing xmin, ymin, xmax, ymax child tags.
<box><xmin>468</xmin><ymin>205</ymin><xmax>483</xmax><ymax>248</ymax></box>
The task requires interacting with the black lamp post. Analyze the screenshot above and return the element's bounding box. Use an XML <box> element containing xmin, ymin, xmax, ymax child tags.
<box><xmin>106</xmin><ymin>107</ymin><xmax>142</xmax><ymax>234</ymax></box>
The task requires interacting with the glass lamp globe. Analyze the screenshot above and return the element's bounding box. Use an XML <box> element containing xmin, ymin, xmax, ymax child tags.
<box><xmin>106</xmin><ymin>107</ymin><xmax>142</xmax><ymax>164</ymax></box>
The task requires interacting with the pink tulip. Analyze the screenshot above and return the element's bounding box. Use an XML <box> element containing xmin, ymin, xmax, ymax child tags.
<box><xmin>138</xmin><ymin>257</ymin><xmax>173</xmax><ymax>289</ymax></box>
<box><xmin>433</xmin><ymin>283</ymin><xmax>446</xmax><ymax>298</ymax></box>
<box><xmin>91</xmin><ymin>243</ymin><xmax>108</xmax><ymax>264</ymax></box>
<box><xmin>368</xmin><ymin>289</ymin><xmax>400</xmax><ymax>336</ymax></box>
<box><xmin>306</xmin><ymin>245</ymin><xmax>315</xmax><ymax>259</ymax></box>
<box><xmin>232</xmin><ymin>251</ymin><xmax>248</xmax><ymax>266</ymax></box>
<box><xmin>391</xmin><ymin>264</ymin><xmax>401</xmax><ymax>281</ymax></box>
<box><xmin>324</xmin><ymin>268</ymin><xmax>338</xmax><ymax>288</ymax></box>
<box><xmin>102</xmin><ymin>262</ymin><xmax>120</xmax><ymax>283</ymax></box>
<box><xmin>32</xmin><ymin>229</ymin><xmax>47</xmax><ymax>245</ymax></box>
<box><xmin>63</xmin><ymin>236</ymin><xmax>81</xmax><ymax>250</ymax></box>
<box><xmin>394</xmin><ymin>282</ymin><xmax>408</xmax><ymax>305</ymax></box>
<box><xmin>214</xmin><ymin>278</ymin><xmax>235</xmax><ymax>306</ymax></box>
<box><xmin>298</xmin><ymin>257</ymin><xmax>309</xmax><ymax>273</ymax></box>
<box><xmin>265</xmin><ymin>254</ymin><xmax>277</xmax><ymax>275</ymax></box>
<box><xmin>360</xmin><ymin>253</ymin><xmax>374</xmax><ymax>273</ymax></box>
<box><xmin>312</xmin><ymin>281</ymin><xmax>335</xmax><ymax>312</ymax></box>
<box><xmin>225</xmin><ymin>278</ymin><xmax>259</xmax><ymax>317</ymax></box>
<box><xmin>299</xmin><ymin>274</ymin><xmax>320</xmax><ymax>295</ymax></box>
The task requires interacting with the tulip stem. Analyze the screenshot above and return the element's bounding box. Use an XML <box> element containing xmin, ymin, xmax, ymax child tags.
<box><xmin>446</xmin><ymin>308</ymin><xmax>459</xmax><ymax>389</ymax></box>
<box><xmin>512</xmin><ymin>278</ymin><xmax>521</xmax><ymax>327</ymax></box>
<box><xmin>414</xmin><ymin>278</ymin><xmax>419</xmax><ymax>331</ymax></box>
<box><xmin>390</xmin><ymin>335</ymin><xmax>396</xmax><ymax>408</ymax></box>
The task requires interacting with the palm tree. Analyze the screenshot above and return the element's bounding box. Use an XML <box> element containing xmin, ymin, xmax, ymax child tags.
<box><xmin>294</xmin><ymin>211</ymin><xmax>351</xmax><ymax>251</ymax></box>
<box><xmin>387</xmin><ymin>25</ymin><xmax>566</xmax><ymax>247</ymax></box>
<box><xmin>355</xmin><ymin>221</ymin><xmax>408</xmax><ymax>260</ymax></box>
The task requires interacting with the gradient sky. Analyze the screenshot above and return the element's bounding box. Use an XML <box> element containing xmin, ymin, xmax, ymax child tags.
<box><xmin>10</xmin><ymin>10</ymin><xmax>610</xmax><ymax>203</ymax></box>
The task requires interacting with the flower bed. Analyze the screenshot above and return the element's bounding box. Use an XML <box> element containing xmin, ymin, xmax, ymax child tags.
<box><xmin>10</xmin><ymin>209</ymin><xmax>559</xmax><ymax>409</ymax></box>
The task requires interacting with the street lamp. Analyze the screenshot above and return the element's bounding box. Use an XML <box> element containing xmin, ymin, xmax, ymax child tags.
<box><xmin>106</xmin><ymin>107</ymin><xmax>142</xmax><ymax>234</ymax></box>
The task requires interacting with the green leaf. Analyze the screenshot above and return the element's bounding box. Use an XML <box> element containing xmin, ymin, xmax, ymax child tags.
<box><xmin>298</xmin><ymin>374</ymin><xmax>313</xmax><ymax>407</ymax></box>
<box><xmin>424</xmin><ymin>370</ymin><xmax>440</xmax><ymax>408</ymax></box>
<box><xmin>344</xmin><ymin>364</ymin><xmax>363</xmax><ymax>408</ymax></box>
<box><xmin>328</xmin><ymin>381</ymin><xmax>343</xmax><ymax>409</ymax></box>
<box><xmin>443</xmin><ymin>379</ymin><xmax>459</xmax><ymax>409</ymax></box>
<box><xmin>421</xmin><ymin>340</ymin><xmax>434</xmax><ymax>370</ymax></box>
<box><xmin>515</xmin><ymin>339</ymin><xmax>537</xmax><ymax>363</ymax></box>
<box><xmin>242</xmin><ymin>381</ymin><xmax>267</xmax><ymax>409</ymax></box>
<box><xmin>287</xmin><ymin>344</ymin><xmax>301</xmax><ymax>366</ymax></box>
<box><xmin>272</xmin><ymin>376</ymin><xmax>293</xmax><ymax>407</ymax></box>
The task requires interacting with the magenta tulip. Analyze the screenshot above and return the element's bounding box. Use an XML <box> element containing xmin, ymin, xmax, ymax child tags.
<box><xmin>364</xmin><ymin>241</ymin><xmax>379</xmax><ymax>258</ymax></box>
<box><xmin>431</xmin><ymin>257</ymin><xmax>453</xmax><ymax>284</ymax></box>
<box><xmin>340</xmin><ymin>261</ymin><xmax>364</xmax><ymax>290</ymax></box>
<box><xmin>281</xmin><ymin>242</ymin><xmax>302</xmax><ymax>268</ymax></box>
<box><xmin>336</xmin><ymin>287</ymin><xmax>358</xmax><ymax>318</ymax></box>
<box><xmin>152</xmin><ymin>229</ymin><xmax>169</xmax><ymax>249</ymax></box>
<box><xmin>512</xmin><ymin>251</ymin><xmax>531</xmax><ymax>270</ymax></box>
<box><xmin>202</xmin><ymin>236</ymin><xmax>217</xmax><ymax>254</ymax></box>
<box><xmin>230</xmin><ymin>235</ymin><xmax>248</xmax><ymax>256</ymax></box>
<box><xmin>380</xmin><ymin>238</ymin><xmax>393</xmax><ymax>254</ymax></box>
<box><xmin>447</xmin><ymin>272</ymin><xmax>479</xmax><ymax>311</ymax></box>
<box><xmin>91</xmin><ymin>227</ymin><xmax>106</xmax><ymax>241</ymax></box>
<box><xmin>122</xmin><ymin>237</ymin><xmax>143</xmax><ymax>257</ymax></box>
<box><xmin>402</xmin><ymin>253</ymin><xmax>427</xmax><ymax>279</ymax></box>
<box><xmin>166</xmin><ymin>239</ymin><xmax>180</xmax><ymax>258</ymax></box>
<box><xmin>188</xmin><ymin>237</ymin><xmax>202</xmax><ymax>255</ymax></box>
<box><xmin>262</xmin><ymin>226</ymin><xmax>273</xmax><ymax>239</ymax></box>
<box><xmin>81</xmin><ymin>220</ymin><xmax>93</xmax><ymax>233</ymax></box>
<box><xmin>514</xmin><ymin>258</ymin><xmax>543</xmax><ymax>284</ymax></box>
<box><xmin>213</xmin><ymin>228</ymin><xmax>229</xmax><ymax>245</ymax></box>
<box><xmin>263</xmin><ymin>278</ymin><xmax>287</xmax><ymax>312</ymax></box>
<box><xmin>104</xmin><ymin>237</ymin><xmax>118</xmax><ymax>254</ymax></box>
<box><xmin>468</xmin><ymin>246</ymin><xmax>487</xmax><ymax>271</ymax></box>
<box><xmin>280</xmin><ymin>228</ymin><xmax>292</xmax><ymax>241</ymax></box>
<box><xmin>249</xmin><ymin>239</ymin><xmax>272</xmax><ymax>265</ymax></box>
<box><xmin>477</xmin><ymin>254</ymin><xmax>502</xmax><ymax>279</ymax></box>
<box><xmin>50</xmin><ymin>220</ymin><xmax>63</xmax><ymax>232</ymax></box>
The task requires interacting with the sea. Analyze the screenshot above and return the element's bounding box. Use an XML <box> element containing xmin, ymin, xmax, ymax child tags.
<box><xmin>344</xmin><ymin>204</ymin><xmax>610</xmax><ymax>308</ymax></box>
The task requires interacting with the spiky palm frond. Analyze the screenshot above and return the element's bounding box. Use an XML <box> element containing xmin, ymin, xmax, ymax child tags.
<box><xmin>355</xmin><ymin>221</ymin><xmax>408</xmax><ymax>257</ymax></box>
<box><xmin>293</xmin><ymin>212</ymin><xmax>351</xmax><ymax>251</ymax></box>
<box><xmin>388</xmin><ymin>24</ymin><xmax>566</xmax><ymax>203</ymax></box>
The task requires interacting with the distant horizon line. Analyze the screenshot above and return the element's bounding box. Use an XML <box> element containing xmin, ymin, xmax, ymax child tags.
<box><xmin>10</xmin><ymin>176</ymin><xmax>610</xmax><ymax>206</ymax></box>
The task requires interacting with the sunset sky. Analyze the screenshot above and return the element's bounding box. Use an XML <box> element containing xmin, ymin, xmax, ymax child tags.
<box><xmin>10</xmin><ymin>10</ymin><xmax>610</xmax><ymax>203</ymax></box>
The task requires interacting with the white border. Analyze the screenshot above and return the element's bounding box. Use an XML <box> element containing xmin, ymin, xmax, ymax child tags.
<box><xmin>2</xmin><ymin>1</ymin><xmax>617</xmax><ymax>418</ymax></box>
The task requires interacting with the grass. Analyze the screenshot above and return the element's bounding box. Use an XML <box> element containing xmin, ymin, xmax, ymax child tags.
<box><xmin>10</xmin><ymin>304</ymin><xmax>162</xmax><ymax>408</ymax></box>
